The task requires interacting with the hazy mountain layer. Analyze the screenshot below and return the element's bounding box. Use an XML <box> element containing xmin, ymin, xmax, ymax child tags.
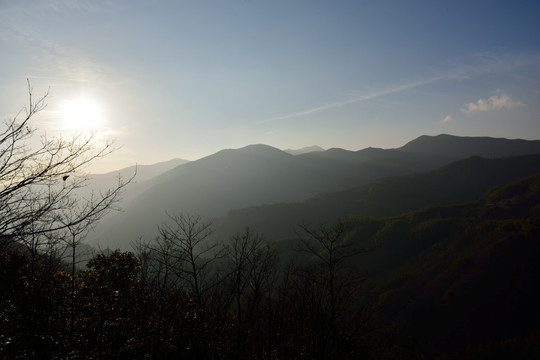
<box><xmin>283</xmin><ymin>145</ymin><xmax>324</xmax><ymax>155</ymax></box>
<box><xmin>214</xmin><ymin>154</ymin><xmax>540</xmax><ymax>242</ymax></box>
<box><xmin>90</xmin><ymin>134</ymin><xmax>540</xmax><ymax>249</ymax></box>
<box><xmin>82</xmin><ymin>158</ymin><xmax>189</xmax><ymax>203</ymax></box>
<box><xmin>399</xmin><ymin>133</ymin><xmax>540</xmax><ymax>158</ymax></box>
<box><xmin>91</xmin><ymin>148</ymin><xmax>452</xmax><ymax>248</ymax></box>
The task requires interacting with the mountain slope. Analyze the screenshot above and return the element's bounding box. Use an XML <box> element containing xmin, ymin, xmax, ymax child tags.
<box><xmin>90</xmin><ymin>158</ymin><xmax>189</xmax><ymax>184</ymax></box>
<box><xmin>84</xmin><ymin>158</ymin><xmax>189</xmax><ymax>198</ymax></box>
<box><xmin>93</xmin><ymin>144</ymin><xmax>449</xmax><ymax>248</ymax></box>
<box><xmin>340</xmin><ymin>173</ymin><xmax>540</xmax><ymax>358</ymax></box>
<box><xmin>215</xmin><ymin>154</ymin><xmax>540</xmax><ymax>241</ymax></box>
<box><xmin>91</xmin><ymin>135</ymin><xmax>540</xmax><ymax>249</ymax></box>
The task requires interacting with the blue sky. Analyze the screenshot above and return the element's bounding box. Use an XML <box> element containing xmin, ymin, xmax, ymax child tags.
<box><xmin>1</xmin><ymin>0</ymin><xmax>539</xmax><ymax>172</ymax></box>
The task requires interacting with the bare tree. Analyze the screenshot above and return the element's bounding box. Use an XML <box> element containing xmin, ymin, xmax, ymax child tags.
<box><xmin>0</xmin><ymin>81</ymin><xmax>135</xmax><ymax>357</ymax></box>
<box><xmin>149</xmin><ymin>228</ymin><xmax>183</xmax><ymax>345</ymax></box>
<box><xmin>0</xmin><ymin>80</ymin><xmax>133</xmax><ymax>242</ymax></box>
<box><xmin>226</xmin><ymin>228</ymin><xmax>278</xmax><ymax>359</ymax></box>
<box><xmin>296</xmin><ymin>219</ymin><xmax>369</xmax><ymax>357</ymax></box>
<box><xmin>157</xmin><ymin>212</ymin><xmax>224</xmax><ymax>310</ymax></box>
<box><xmin>244</xmin><ymin>236</ymin><xmax>278</xmax><ymax>359</ymax></box>
<box><xmin>59</xmin><ymin>194</ymin><xmax>126</xmax><ymax>348</ymax></box>
<box><xmin>131</xmin><ymin>237</ymin><xmax>154</xmax><ymax>296</ymax></box>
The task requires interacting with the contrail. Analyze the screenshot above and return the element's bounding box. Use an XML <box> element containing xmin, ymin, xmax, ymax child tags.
<box><xmin>258</xmin><ymin>51</ymin><xmax>540</xmax><ymax>124</ymax></box>
<box><xmin>258</xmin><ymin>77</ymin><xmax>441</xmax><ymax>124</ymax></box>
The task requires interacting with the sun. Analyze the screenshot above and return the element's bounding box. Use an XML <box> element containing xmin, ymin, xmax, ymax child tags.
<box><xmin>61</xmin><ymin>96</ymin><xmax>105</xmax><ymax>131</ymax></box>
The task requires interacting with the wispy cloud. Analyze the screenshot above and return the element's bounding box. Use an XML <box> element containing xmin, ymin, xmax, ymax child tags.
<box><xmin>441</xmin><ymin>115</ymin><xmax>452</xmax><ymax>123</ymax></box>
<box><xmin>259</xmin><ymin>51</ymin><xmax>539</xmax><ymax>124</ymax></box>
<box><xmin>0</xmin><ymin>1</ymin><xmax>118</xmax><ymax>86</ymax></box>
<box><xmin>1</xmin><ymin>26</ymin><xmax>135</xmax><ymax>89</ymax></box>
<box><xmin>44</xmin><ymin>0</ymin><xmax>108</xmax><ymax>14</ymax></box>
<box><xmin>461</xmin><ymin>92</ymin><xmax>525</xmax><ymax>113</ymax></box>
<box><xmin>258</xmin><ymin>77</ymin><xmax>440</xmax><ymax>124</ymax></box>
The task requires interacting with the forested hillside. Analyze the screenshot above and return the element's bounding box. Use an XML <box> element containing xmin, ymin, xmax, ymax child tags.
<box><xmin>341</xmin><ymin>173</ymin><xmax>540</xmax><ymax>358</ymax></box>
<box><xmin>215</xmin><ymin>154</ymin><xmax>540</xmax><ymax>241</ymax></box>
<box><xmin>2</xmin><ymin>172</ymin><xmax>539</xmax><ymax>359</ymax></box>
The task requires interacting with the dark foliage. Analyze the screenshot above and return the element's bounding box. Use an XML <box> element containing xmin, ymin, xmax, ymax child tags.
<box><xmin>2</xmin><ymin>174</ymin><xmax>540</xmax><ymax>359</ymax></box>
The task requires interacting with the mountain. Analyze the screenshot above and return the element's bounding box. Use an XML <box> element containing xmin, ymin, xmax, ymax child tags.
<box><xmin>399</xmin><ymin>133</ymin><xmax>540</xmax><ymax>158</ymax></box>
<box><xmin>337</xmin><ymin>173</ymin><xmax>540</xmax><ymax>358</ymax></box>
<box><xmin>284</xmin><ymin>145</ymin><xmax>324</xmax><ymax>155</ymax></box>
<box><xmin>73</xmin><ymin>158</ymin><xmax>189</xmax><ymax>211</ymax></box>
<box><xmin>95</xmin><ymin>158</ymin><xmax>189</xmax><ymax>182</ymax></box>
<box><xmin>89</xmin><ymin>158</ymin><xmax>188</xmax><ymax>185</ymax></box>
<box><xmin>84</xmin><ymin>158</ymin><xmax>189</xmax><ymax>196</ymax></box>
<box><xmin>90</xmin><ymin>135</ymin><xmax>540</xmax><ymax>249</ymax></box>
<box><xmin>91</xmin><ymin>144</ymin><xmax>450</xmax><ymax>248</ymax></box>
<box><xmin>214</xmin><ymin>154</ymin><xmax>540</xmax><ymax>242</ymax></box>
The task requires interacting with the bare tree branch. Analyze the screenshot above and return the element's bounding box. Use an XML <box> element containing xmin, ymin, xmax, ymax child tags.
<box><xmin>0</xmin><ymin>82</ymin><xmax>134</xmax><ymax>242</ymax></box>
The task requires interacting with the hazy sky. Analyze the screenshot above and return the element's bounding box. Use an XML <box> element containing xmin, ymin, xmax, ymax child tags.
<box><xmin>1</xmin><ymin>0</ymin><xmax>540</xmax><ymax>172</ymax></box>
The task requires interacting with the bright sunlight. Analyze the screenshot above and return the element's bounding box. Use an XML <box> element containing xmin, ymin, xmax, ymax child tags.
<box><xmin>60</xmin><ymin>96</ymin><xmax>106</xmax><ymax>131</ymax></box>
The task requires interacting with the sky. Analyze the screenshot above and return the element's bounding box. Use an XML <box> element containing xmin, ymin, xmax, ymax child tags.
<box><xmin>1</xmin><ymin>0</ymin><xmax>540</xmax><ymax>173</ymax></box>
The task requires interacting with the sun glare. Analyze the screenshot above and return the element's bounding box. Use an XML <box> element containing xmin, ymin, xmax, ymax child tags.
<box><xmin>61</xmin><ymin>96</ymin><xmax>105</xmax><ymax>131</ymax></box>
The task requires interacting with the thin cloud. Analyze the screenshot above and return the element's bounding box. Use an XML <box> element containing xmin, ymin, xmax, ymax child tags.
<box><xmin>4</xmin><ymin>26</ymin><xmax>136</xmax><ymax>88</ymax></box>
<box><xmin>259</xmin><ymin>77</ymin><xmax>439</xmax><ymax>124</ymax></box>
<box><xmin>461</xmin><ymin>93</ymin><xmax>525</xmax><ymax>113</ymax></box>
<box><xmin>258</xmin><ymin>51</ymin><xmax>539</xmax><ymax>124</ymax></box>
<box><xmin>45</xmin><ymin>0</ymin><xmax>107</xmax><ymax>13</ymax></box>
<box><xmin>442</xmin><ymin>115</ymin><xmax>452</xmax><ymax>123</ymax></box>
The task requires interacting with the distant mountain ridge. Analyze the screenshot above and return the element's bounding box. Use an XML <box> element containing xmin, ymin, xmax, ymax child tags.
<box><xmin>87</xmin><ymin>158</ymin><xmax>189</xmax><ymax>190</ymax></box>
<box><xmin>89</xmin><ymin>134</ymin><xmax>540</xmax><ymax>249</ymax></box>
<box><xmin>399</xmin><ymin>134</ymin><xmax>540</xmax><ymax>158</ymax></box>
<box><xmin>82</xmin><ymin>158</ymin><xmax>190</xmax><ymax>206</ymax></box>
<box><xmin>284</xmin><ymin>145</ymin><xmax>324</xmax><ymax>155</ymax></box>
<box><xmin>90</xmin><ymin>144</ymin><xmax>448</xmax><ymax>248</ymax></box>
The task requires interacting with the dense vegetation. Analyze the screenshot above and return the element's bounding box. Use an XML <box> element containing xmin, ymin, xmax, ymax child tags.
<box><xmin>345</xmin><ymin>173</ymin><xmax>540</xmax><ymax>358</ymax></box>
<box><xmin>2</xmin><ymin>173</ymin><xmax>540</xmax><ymax>359</ymax></box>
<box><xmin>1</xmin><ymin>222</ymin><xmax>368</xmax><ymax>359</ymax></box>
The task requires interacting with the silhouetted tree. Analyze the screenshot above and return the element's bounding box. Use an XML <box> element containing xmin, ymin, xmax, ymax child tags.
<box><xmin>0</xmin><ymin>81</ymin><xmax>133</xmax><ymax>359</ymax></box>
<box><xmin>157</xmin><ymin>212</ymin><xmax>225</xmax><ymax>311</ymax></box>
<box><xmin>225</xmin><ymin>228</ymin><xmax>279</xmax><ymax>359</ymax></box>
<box><xmin>295</xmin><ymin>219</ymin><xmax>369</xmax><ymax>358</ymax></box>
<box><xmin>0</xmin><ymin>80</ymin><xmax>133</xmax><ymax>246</ymax></box>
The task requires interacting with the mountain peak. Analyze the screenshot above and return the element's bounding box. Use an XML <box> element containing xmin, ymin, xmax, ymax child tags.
<box><xmin>241</xmin><ymin>143</ymin><xmax>285</xmax><ymax>152</ymax></box>
<box><xmin>284</xmin><ymin>145</ymin><xmax>325</xmax><ymax>155</ymax></box>
<box><xmin>219</xmin><ymin>144</ymin><xmax>291</xmax><ymax>158</ymax></box>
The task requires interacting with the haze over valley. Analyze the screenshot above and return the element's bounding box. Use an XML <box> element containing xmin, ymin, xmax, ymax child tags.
<box><xmin>87</xmin><ymin>134</ymin><xmax>540</xmax><ymax>250</ymax></box>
